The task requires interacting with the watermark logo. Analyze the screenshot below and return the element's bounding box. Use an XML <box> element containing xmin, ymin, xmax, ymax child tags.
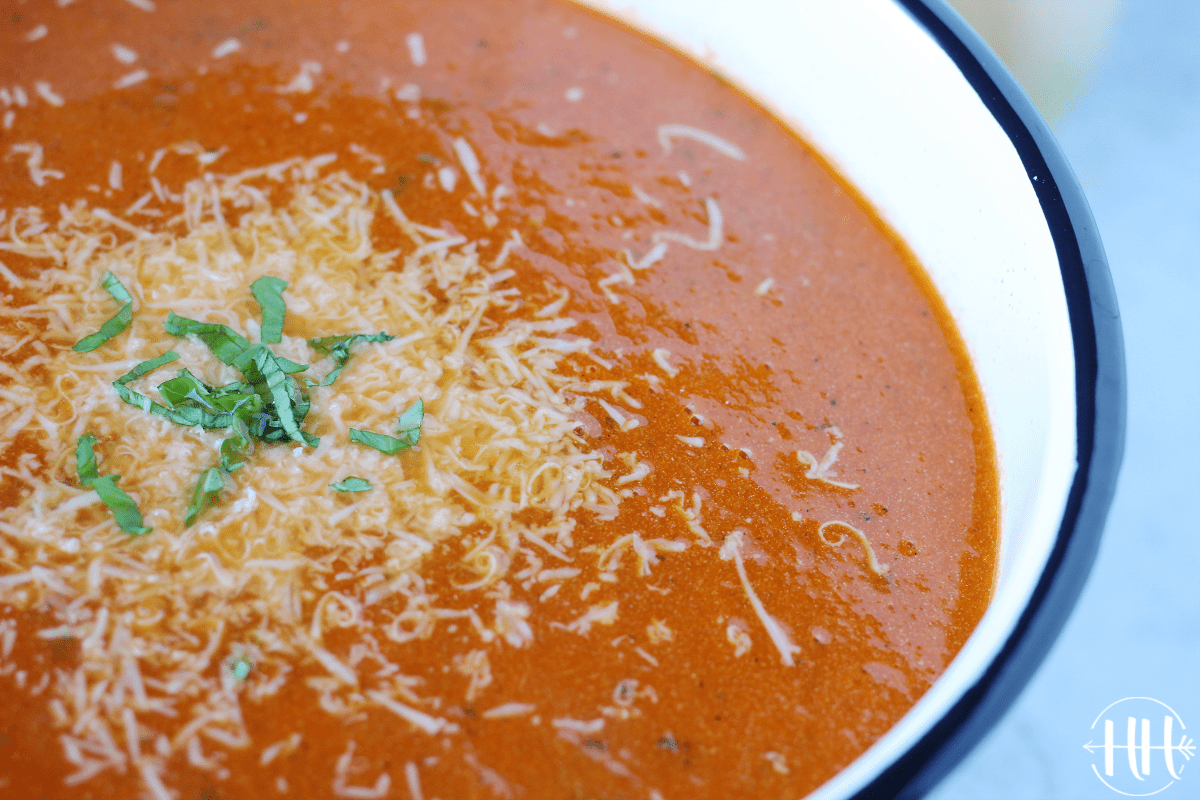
<box><xmin>1085</xmin><ymin>697</ymin><xmax>1195</xmax><ymax>796</ymax></box>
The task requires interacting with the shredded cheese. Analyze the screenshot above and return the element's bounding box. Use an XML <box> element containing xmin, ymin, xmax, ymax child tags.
<box><xmin>0</xmin><ymin>152</ymin><xmax>648</xmax><ymax>790</ymax></box>
<box><xmin>211</xmin><ymin>38</ymin><xmax>242</xmax><ymax>59</ymax></box>
<box><xmin>719</xmin><ymin>531</ymin><xmax>800</xmax><ymax>665</ymax></box>
<box><xmin>796</xmin><ymin>425</ymin><xmax>860</xmax><ymax>489</ymax></box>
<box><xmin>406</xmin><ymin>33</ymin><xmax>427</xmax><ymax>67</ymax></box>
<box><xmin>657</xmin><ymin>124</ymin><xmax>747</xmax><ymax>161</ymax></box>
<box><xmin>818</xmin><ymin>521</ymin><xmax>890</xmax><ymax>576</ymax></box>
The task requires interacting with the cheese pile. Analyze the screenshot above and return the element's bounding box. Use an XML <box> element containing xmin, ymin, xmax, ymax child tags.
<box><xmin>0</xmin><ymin>152</ymin><xmax>641</xmax><ymax>792</ymax></box>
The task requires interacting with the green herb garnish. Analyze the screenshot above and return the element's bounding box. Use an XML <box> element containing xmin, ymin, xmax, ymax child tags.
<box><xmin>329</xmin><ymin>476</ymin><xmax>372</xmax><ymax>492</ymax></box>
<box><xmin>219</xmin><ymin>417</ymin><xmax>253</xmax><ymax>473</ymax></box>
<box><xmin>91</xmin><ymin>476</ymin><xmax>153</xmax><ymax>535</ymax></box>
<box><xmin>164</xmin><ymin>311</ymin><xmax>251</xmax><ymax>365</ymax></box>
<box><xmin>232</xmin><ymin>345</ymin><xmax>317</xmax><ymax>446</ymax></box>
<box><xmin>74</xmin><ymin>433</ymin><xmax>151</xmax><ymax>535</ymax></box>
<box><xmin>349</xmin><ymin>399</ymin><xmax>423</xmax><ymax>454</ymax></box>
<box><xmin>250</xmin><ymin>276</ymin><xmax>288</xmax><ymax>344</ymax></box>
<box><xmin>73</xmin><ymin>272</ymin><xmax>135</xmax><ymax>353</ymax></box>
<box><xmin>308</xmin><ymin>332</ymin><xmax>395</xmax><ymax>386</ymax></box>
<box><xmin>185</xmin><ymin>467</ymin><xmax>225</xmax><ymax>526</ymax></box>
<box><xmin>114</xmin><ymin>353</ymin><xmax>233</xmax><ymax>429</ymax></box>
<box><xmin>116</xmin><ymin>350</ymin><xmax>181</xmax><ymax>382</ymax></box>
<box><xmin>348</xmin><ymin>429</ymin><xmax>410</xmax><ymax>454</ymax></box>
<box><xmin>94</xmin><ymin>278</ymin><xmax>413</xmax><ymax>530</ymax></box>
<box><xmin>75</xmin><ymin>433</ymin><xmax>100</xmax><ymax>485</ymax></box>
<box><xmin>397</xmin><ymin>398</ymin><xmax>424</xmax><ymax>446</ymax></box>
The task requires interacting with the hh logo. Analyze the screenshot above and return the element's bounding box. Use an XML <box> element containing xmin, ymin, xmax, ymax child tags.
<box><xmin>1085</xmin><ymin>697</ymin><xmax>1195</xmax><ymax>796</ymax></box>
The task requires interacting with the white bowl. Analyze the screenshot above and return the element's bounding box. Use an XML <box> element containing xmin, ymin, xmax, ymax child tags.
<box><xmin>573</xmin><ymin>1</ymin><xmax>1126</xmax><ymax>796</ymax></box>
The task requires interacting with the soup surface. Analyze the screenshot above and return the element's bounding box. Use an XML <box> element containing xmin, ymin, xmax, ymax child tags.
<box><xmin>0</xmin><ymin>1</ymin><xmax>998</xmax><ymax>798</ymax></box>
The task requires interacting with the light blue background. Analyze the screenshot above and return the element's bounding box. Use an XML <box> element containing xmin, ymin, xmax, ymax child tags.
<box><xmin>930</xmin><ymin>1</ymin><xmax>1200</xmax><ymax>798</ymax></box>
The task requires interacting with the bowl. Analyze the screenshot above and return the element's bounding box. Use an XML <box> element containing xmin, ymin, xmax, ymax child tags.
<box><xmin>573</xmin><ymin>0</ymin><xmax>1126</xmax><ymax>796</ymax></box>
<box><xmin>0</xmin><ymin>0</ymin><xmax>1124</xmax><ymax>795</ymax></box>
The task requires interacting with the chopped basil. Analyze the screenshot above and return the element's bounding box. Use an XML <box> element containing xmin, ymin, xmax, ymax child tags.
<box><xmin>276</xmin><ymin>356</ymin><xmax>309</xmax><ymax>374</ymax></box>
<box><xmin>232</xmin><ymin>657</ymin><xmax>252</xmax><ymax>681</ymax></box>
<box><xmin>114</xmin><ymin>351</ymin><xmax>233</xmax><ymax>428</ymax></box>
<box><xmin>74</xmin><ymin>433</ymin><xmax>151</xmax><ymax>535</ymax></box>
<box><xmin>397</xmin><ymin>398</ymin><xmax>424</xmax><ymax>447</ymax></box>
<box><xmin>75</xmin><ymin>433</ymin><xmax>100</xmax><ymax>486</ymax></box>
<box><xmin>91</xmin><ymin>280</ymin><xmax>423</xmax><ymax>531</ymax></box>
<box><xmin>348</xmin><ymin>428</ymin><xmax>409</xmax><ymax>454</ymax></box>
<box><xmin>349</xmin><ymin>399</ymin><xmax>424</xmax><ymax>454</ymax></box>
<box><xmin>329</xmin><ymin>476</ymin><xmax>372</xmax><ymax>492</ymax></box>
<box><xmin>234</xmin><ymin>345</ymin><xmax>316</xmax><ymax>446</ymax></box>
<box><xmin>250</xmin><ymin>276</ymin><xmax>288</xmax><ymax>344</ymax></box>
<box><xmin>92</xmin><ymin>475</ymin><xmax>152</xmax><ymax>535</ymax></box>
<box><xmin>219</xmin><ymin>417</ymin><xmax>254</xmax><ymax>473</ymax></box>
<box><xmin>308</xmin><ymin>332</ymin><xmax>395</xmax><ymax>386</ymax></box>
<box><xmin>158</xmin><ymin>369</ymin><xmax>218</xmax><ymax>410</ymax></box>
<box><xmin>115</xmin><ymin>351</ymin><xmax>180</xmax><ymax>385</ymax></box>
<box><xmin>164</xmin><ymin>311</ymin><xmax>251</xmax><ymax>365</ymax></box>
<box><xmin>185</xmin><ymin>467</ymin><xmax>225</xmax><ymax>526</ymax></box>
<box><xmin>115</xmin><ymin>378</ymin><xmax>232</xmax><ymax>430</ymax></box>
<box><xmin>73</xmin><ymin>272</ymin><xmax>135</xmax><ymax>353</ymax></box>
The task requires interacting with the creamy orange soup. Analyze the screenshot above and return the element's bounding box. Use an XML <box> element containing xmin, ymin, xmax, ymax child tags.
<box><xmin>0</xmin><ymin>1</ymin><xmax>997</xmax><ymax>797</ymax></box>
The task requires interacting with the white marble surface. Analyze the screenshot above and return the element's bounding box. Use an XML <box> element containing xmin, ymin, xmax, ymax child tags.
<box><xmin>930</xmin><ymin>1</ymin><xmax>1200</xmax><ymax>797</ymax></box>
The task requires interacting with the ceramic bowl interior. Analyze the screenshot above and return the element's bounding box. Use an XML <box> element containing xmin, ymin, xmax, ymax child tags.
<box><xmin>574</xmin><ymin>1</ymin><xmax>1080</xmax><ymax>797</ymax></box>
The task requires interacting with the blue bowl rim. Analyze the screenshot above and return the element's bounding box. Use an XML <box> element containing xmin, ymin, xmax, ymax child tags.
<box><xmin>852</xmin><ymin>2</ymin><xmax>1128</xmax><ymax>798</ymax></box>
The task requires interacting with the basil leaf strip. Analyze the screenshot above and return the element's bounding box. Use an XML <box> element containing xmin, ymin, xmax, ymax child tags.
<box><xmin>220</xmin><ymin>417</ymin><xmax>253</xmax><ymax>473</ymax></box>
<box><xmin>348</xmin><ymin>428</ymin><xmax>411</xmax><ymax>454</ymax></box>
<box><xmin>74</xmin><ymin>433</ymin><xmax>151</xmax><ymax>535</ymax></box>
<box><xmin>185</xmin><ymin>467</ymin><xmax>225</xmax><ymax>526</ymax></box>
<box><xmin>115</xmin><ymin>381</ymin><xmax>233</xmax><ymax>428</ymax></box>
<box><xmin>396</xmin><ymin>398</ymin><xmax>424</xmax><ymax>447</ymax></box>
<box><xmin>75</xmin><ymin>433</ymin><xmax>100</xmax><ymax>486</ymax></box>
<box><xmin>329</xmin><ymin>476</ymin><xmax>372</xmax><ymax>492</ymax></box>
<box><xmin>349</xmin><ymin>399</ymin><xmax>424</xmax><ymax>454</ymax></box>
<box><xmin>158</xmin><ymin>369</ymin><xmax>217</xmax><ymax>410</ymax></box>
<box><xmin>114</xmin><ymin>356</ymin><xmax>232</xmax><ymax>429</ymax></box>
<box><xmin>115</xmin><ymin>351</ymin><xmax>180</xmax><ymax>385</ymax></box>
<box><xmin>250</xmin><ymin>276</ymin><xmax>288</xmax><ymax>344</ymax></box>
<box><xmin>235</xmin><ymin>345</ymin><xmax>314</xmax><ymax>446</ymax></box>
<box><xmin>276</xmin><ymin>356</ymin><xmax>309</xmax><ymax>374</ymax></box>
<box><xmin>73</xmin><ymin>272</ymin><xmax>135</xmax><ymax>353</ymax></box>
<box><xmin>92</xmin><ymin>475</ymin><xmax>152</xmax><ymax>535</ymax></box>
<box><xmin>308</xmin><ymin>332</ymin><xmax>395</xmax><ymax>386</ymax></box>
<box><xmin>164</xmin><ymin>311</ymin><xmax>251</xmax><ymax>365</ymax></box>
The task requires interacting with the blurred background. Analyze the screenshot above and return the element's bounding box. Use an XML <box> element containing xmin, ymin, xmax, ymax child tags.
<box><xmin>930</xmin><ymin>1</ymin><xmax>1200</xmax><ymax>798</ymax></box>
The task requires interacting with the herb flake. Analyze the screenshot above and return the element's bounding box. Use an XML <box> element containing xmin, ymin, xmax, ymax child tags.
<box><xmin>185</xmin><ymin>467</ymin><xmax>225</xmax><ymax>526</ymax></box>
<box><xmin>250</xmin><ymin>276</ymin><xmax>288</xmax><ymax>344</ymax></box>
<box><xmin>349</xmin><ymin>399</ymin><xmax>424</xmax><ymax>454</ymax></box>
<box><xmin>308</xmin><ymin>332</ymin><xmax>395</xmax><ymax>386</ymax></box>
<box><xmin>73</xmin><ymin>272</ymin><xmax>135</xmax><ymax>353</ymax></box>
<box><xmin>74</xmin><ymin>433</ymin><xmax>151</xmax><ymax>535</ymax></box>
<box><xmin>164</xmin><ymin>311</ymin><xmax>251</xmax><ymax>365</ymax></box>
<box><xmin>329</xmin><ymin>476</ymin><xmax>372</xmax><ymax>493</ymax></box>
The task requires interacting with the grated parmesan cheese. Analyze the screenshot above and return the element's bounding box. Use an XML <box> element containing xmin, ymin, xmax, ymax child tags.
<box><xmin>406</xmin><ymin>33</ymin><xmax>427</xmax><ymax>67</ymax></box>
<box><xmin>211</xmin><ymin>38</ymin><xmax>242</xmax><ymax>59</ymax></box>
<box><xmin>795</xmin><ymin>425</ymin><xmax>860</xmax><ymax>489</ymax></box>
<box><xmin>34</xmin><ymin>81</ymin><xmax>64</xmax><ymax>107</ymax></box>
<box><xmin>657</xmin><ymin>124</ymin><xmax>746</xmax><ymax>161</ymax></box>
<box><xmin>0</xmin><ymin>152</ymin><xmax>647</xmax><ymax>792</ymax></box>
<box><xmin>719</xmin><ymin>531</ymin><xmax>800</xmax><ymax>665</ymax></box>
<box><xmin>114</xmin><ymin>70</ymin><xmax>149</xmax><ymax>89</ymax></box>
<box><xmin>111</xmin><ymin>44</ymin><xmax>138</xmax><ymax>64</ymax></box>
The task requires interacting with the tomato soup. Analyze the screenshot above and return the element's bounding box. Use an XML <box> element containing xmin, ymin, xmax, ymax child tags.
<box><xmin>0</xmin><ymin>1</ymin><xmax>998</xmax><ymax>798</ymax></box>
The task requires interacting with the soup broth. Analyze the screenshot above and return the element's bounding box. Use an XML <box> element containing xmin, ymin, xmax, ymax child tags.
<box><xmin>0</xmin><ymin>1</ymin><xmax>998</xmax><ymax>798</ymax></box>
